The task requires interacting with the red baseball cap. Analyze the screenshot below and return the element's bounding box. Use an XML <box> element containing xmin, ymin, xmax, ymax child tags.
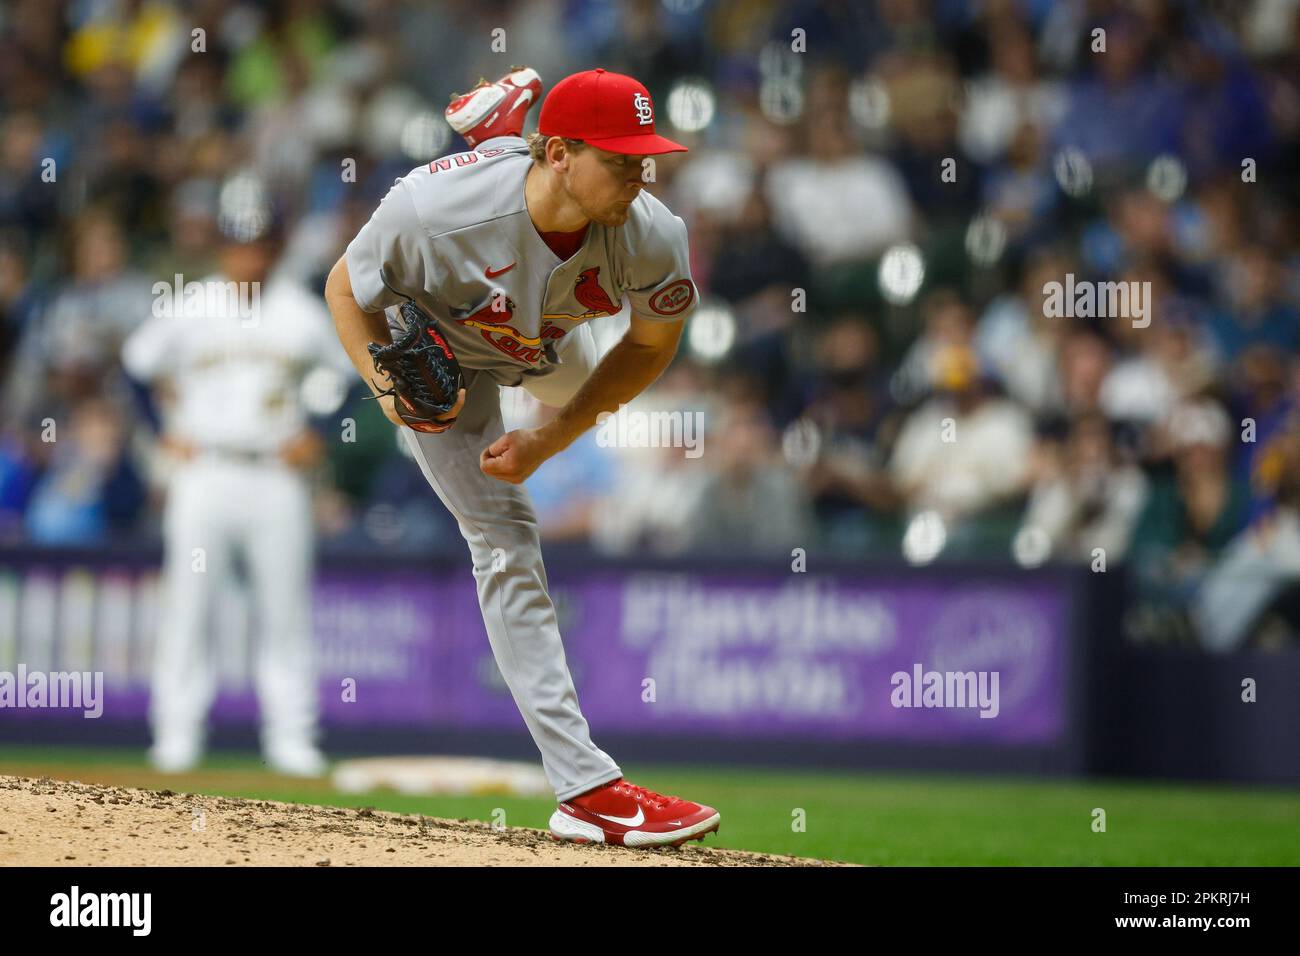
<box><xmin>538</xmin><ymin>68</ymin><xmax>687</xmax><ymax>156</ymax></box>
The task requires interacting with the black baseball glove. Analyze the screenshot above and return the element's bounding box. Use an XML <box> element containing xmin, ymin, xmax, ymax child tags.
<box><xmin>368</xmin><ymin>299</ymin><xmax>465</xmax><ymax>433</ymax></box>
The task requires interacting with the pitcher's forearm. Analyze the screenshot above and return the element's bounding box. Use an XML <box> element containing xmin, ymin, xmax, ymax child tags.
<box><xmin>541</xmin><ymin>337</ymin><xmax>676</xmax><ymax>451</ymax></box>
<box><xmin>325</xmin><ymin>256</ymin><xmax>393</xmax><ymax>396</ymax></box>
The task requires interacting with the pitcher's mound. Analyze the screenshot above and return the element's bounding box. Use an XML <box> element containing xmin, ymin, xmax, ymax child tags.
<box><xmin>0</xmin><ymin>775</ymin><xmax>830</xmax><ymax>867</ymax></box>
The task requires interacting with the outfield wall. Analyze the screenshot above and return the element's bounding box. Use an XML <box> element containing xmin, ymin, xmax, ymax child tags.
<box><xmin>0</xmin><ymin>546</ymin><xmax>1295</xmax><ymax>784</ymax></box>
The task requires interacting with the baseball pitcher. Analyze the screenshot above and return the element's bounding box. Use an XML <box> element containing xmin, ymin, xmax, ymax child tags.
<box><xmin>325</xmin><ymin>68</ymin><xmax>719</xmax><ymax>848</ymax></box>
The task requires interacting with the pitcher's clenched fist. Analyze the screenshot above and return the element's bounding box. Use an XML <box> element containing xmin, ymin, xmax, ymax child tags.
<box><xmin>480</xmin><ymin>428</ymin><xmax>554</xmax><ymax>484</ymax></box>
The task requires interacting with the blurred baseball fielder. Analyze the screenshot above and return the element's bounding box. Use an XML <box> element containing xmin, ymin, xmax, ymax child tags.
<box><xmin>124</xmin><ymin>197</ymin><xmax>350</xmax><ymax>777</ymax></box>
<box><xmin>325</xmin><ymin>67</ymin><xmax>720</xmax><ymax>847</ymax></box>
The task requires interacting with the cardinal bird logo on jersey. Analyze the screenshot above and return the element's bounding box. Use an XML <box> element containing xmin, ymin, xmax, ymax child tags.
<box><xmin>455</xmin><ymin>293</ymin><xmax>554</xmax><ymax>364</ymax></box>
<box><xmin>460</xmin><ymin>294</ymin><xmax>516</xmax><ymax>326</ymax></box>
<box><xmin>573</xmin><ymin>268</ymin><xmax>620</xmax><ymax>318</ymax></box>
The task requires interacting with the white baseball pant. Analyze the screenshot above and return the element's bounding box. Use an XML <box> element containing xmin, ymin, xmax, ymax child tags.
<box><xmin>151</xmin><ymin>456</ymin><xmax>320</xmax><ymax>761</ymax></box>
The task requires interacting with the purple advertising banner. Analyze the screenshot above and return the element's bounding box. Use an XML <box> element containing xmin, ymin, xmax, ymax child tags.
<box><xmin>549</xmin><ymin>573</ymin><xmax>1069</xmax><ymax>744</ymax></box>
<box><xmin>0</xmin><ymin>559</ymin><xmax>1071</xmax><ymax>746</ymax></box>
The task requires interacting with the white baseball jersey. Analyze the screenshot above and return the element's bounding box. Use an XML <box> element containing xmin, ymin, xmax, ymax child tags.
<box><xmin>122</xmin><ymin>272</ymin><xmax>352</xmax><ymax>452</ymax></box>
<box><xmin>344</xmin><ymin>136</ymin><xmax>698</xmax><ymax>386</ymax></box>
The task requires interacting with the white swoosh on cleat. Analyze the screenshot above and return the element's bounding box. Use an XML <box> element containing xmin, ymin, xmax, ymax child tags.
<box><xmin>592</xmin><ymin>807</ymin><xmax>645</xmax><ymax>827</ymax></box>
<box><xmin>507</xmin><ymin>90</ymin><xmax>534</xmax><ymax>113</ymax></box>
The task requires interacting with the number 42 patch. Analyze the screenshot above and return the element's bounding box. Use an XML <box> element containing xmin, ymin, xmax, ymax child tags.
<box><xmin>648</xmin><ymin>279</ymin><xmax>695</xmax><ymax>316</ymax></box>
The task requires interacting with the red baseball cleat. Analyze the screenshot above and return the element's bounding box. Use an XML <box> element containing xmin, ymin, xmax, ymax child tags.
<box><xmin>549</xmin><ymin>778</ymin><xmax>721</xmax><ymax>849</ymax></box>
<box><xmin>445</xmin><ymin>66</ymin><xmax>542</xmax><ymax>147</ymax></box>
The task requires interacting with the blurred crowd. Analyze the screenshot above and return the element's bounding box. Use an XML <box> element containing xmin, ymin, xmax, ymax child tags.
<box><xmin>1</xmin><ymin>0</ymin><xmax>1299</xmax><ymax>646</ymax></box>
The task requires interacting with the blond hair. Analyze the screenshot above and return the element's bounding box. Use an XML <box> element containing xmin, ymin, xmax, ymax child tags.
<box><xmin>527</xmin><ymin>132</ymin><xmax>586</xmax><ymax>163</ymax></box>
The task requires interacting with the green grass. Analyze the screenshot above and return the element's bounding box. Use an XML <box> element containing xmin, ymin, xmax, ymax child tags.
<box><xmin>1</xmin><ymin>745</ymin><xmax>1296</xmax><ymax>865</ymax></box>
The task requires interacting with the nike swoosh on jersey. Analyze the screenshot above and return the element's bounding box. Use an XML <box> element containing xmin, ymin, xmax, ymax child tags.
<box><xmin>485</xmin><ymin>263</ymin><xmax>516</xmax><ymax>278</ymax></box>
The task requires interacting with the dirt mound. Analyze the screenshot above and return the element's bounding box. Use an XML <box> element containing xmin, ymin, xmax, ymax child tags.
<box><xmin>0</xmin><ymin>775</ymin><xmax>827</xmax><ymax>867</ymax></box>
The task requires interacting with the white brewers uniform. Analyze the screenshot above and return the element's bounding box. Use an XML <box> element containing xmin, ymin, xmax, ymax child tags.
<box><xmin>123</xmin><ymin>271</ymin><xmax>352</xmax><ymax>769</ymax></box>
<box><xmin>344</xmin><ymin>135</ymin><xmax>698</xmax><ymax>801</ymax></box>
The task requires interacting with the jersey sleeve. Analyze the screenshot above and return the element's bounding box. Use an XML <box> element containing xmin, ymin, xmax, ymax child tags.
<box><xmin>288</xmin><ymin>284</ymin><xmax>355</xmax><ymax>374</ymax></box>
<box><xmin>623</xmin><ymin>208</ymin><xmax>698</xmax><ymax>323</ymax></box>
<box><xmin>121</xmin><ymin>306</ymin><xmax>180</xmax><ymax>382</ymax></box>
<box><xmin>344</xmin><ymin>178</ymin><xmax>438</xmax><ymax>313</ymax></box>
<box><xmin>316</xmin><ymin>322</ymin><xmax>359</xmax><ymax>375</ymax></box>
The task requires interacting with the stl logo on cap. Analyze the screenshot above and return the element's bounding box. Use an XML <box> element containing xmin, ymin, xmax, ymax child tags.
<box><xmin>538</xmin><ymin>68</ymin><xmax>687</xmax><ymax>155</ymax></box>
<box><xmin>633</xmin><ymin>92</ymin><xmax>653</xmax><ymax>126</ymax></box>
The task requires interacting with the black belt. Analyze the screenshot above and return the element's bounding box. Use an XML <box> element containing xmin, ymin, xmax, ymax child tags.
<box><xmin>199</xmin><ymin>446</ymin><xmax>281</xmax><ymax>464</ymax></box>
